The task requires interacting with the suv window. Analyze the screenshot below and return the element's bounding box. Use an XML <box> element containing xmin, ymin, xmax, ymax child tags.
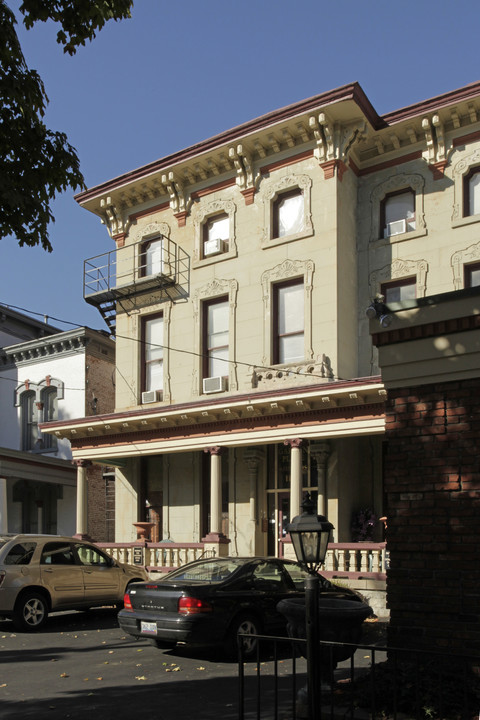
<box><xmin>4</xmin><ymin>542</ymin><xmax>37</xmax><ymax>565</ymax></box>
<box><xmin>41</xmin><ymin>542</ymin><xmax>76</xmax><ymax>565</ymax></box>
<box><xmin>75</xmin><ymin>544</ymin><xmax>111</xmax><ymax>566</ymax></box>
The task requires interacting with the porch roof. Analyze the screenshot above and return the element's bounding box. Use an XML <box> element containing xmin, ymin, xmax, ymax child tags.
<box><xmin>40</xmin><ymin>378</ymin><xmax>386</xmax><ymax>463</ymax></box>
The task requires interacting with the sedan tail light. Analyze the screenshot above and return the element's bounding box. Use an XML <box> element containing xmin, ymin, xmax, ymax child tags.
<box><xmin>123</xmin><ymin>593</ymin><xmax>133</xmax><ymax>610</ymax></box>
<box><xmin>178</xmin><ymin>596</ymin><xmax>213</xmax><ymax>614</ymax></box>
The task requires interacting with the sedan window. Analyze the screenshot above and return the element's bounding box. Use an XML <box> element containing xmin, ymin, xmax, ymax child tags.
<box><xmin>281</xmin><ymin>562</ymin><xmax>311</xmax><ymax>590</ymax></box>
<box><xmin>41</xmin><ymin>542</ymin><xmax>76</xmax><ymax>565</ymax></box>
<box><xmin>163</xmin><ymin>559</ymin><xmax>244</xmax><ymax>583</ymax></box>
<box><xmin>4</xmin><ymin>542</ymin><xmax>36</xmax><ymax>565</ymax></box>
<box><xmin>252</xmin><ymin>562</ymin><xmax>290</xmax><ymax>592</ymax></box>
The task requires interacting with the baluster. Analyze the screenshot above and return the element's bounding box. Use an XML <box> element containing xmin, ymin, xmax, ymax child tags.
<box><xmin>360</xmin><ymin>549</ymin><xmax>369</xmax><ymax>573</ymax></box>
<box><xmin>338</xmin><ymin>549</ymin><xmax>346</xmax><ymax>572</ymax></box>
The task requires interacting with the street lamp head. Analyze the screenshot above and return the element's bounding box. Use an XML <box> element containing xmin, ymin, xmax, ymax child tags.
<box><xmin>287</xmin><ymin>492</ymin><xmax>334</xmax><ymax>574</ymax></box>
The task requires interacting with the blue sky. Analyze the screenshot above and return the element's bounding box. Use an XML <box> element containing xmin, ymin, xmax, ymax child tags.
<box><xmin>2</xmin><ymin>0</ymin><xmax>478</xmax><ymax>332</ymax></box>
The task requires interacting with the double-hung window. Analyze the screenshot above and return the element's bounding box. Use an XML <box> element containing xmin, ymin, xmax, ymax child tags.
<box><xmin>464</xmin><ymin>262</ymin><xmax>480</xmax><ymax>288</ymax></box>
<box><xmin>382</xmin><ymin>190</ymin><xmax>415</xmax><ymax>238</ymax></box>
<box><xmin>464</xmin><ymin>168</ymin><xmax>480</xmax><ymax>217</ymax></box>
<box><xmin>381</xmin><ymin>278</ymin><xmax>417</xmax><ymax>303</ymax></box>
<box><xmin>21</xmin><ymin>391</ymin><xmax>38</xmax><ymax>451</ymax></box>
<box><xmin>143</xmin><ymin>315</ymin><xmax>164</xmax><ymax>399</ymax></box>
<box><xmin>273</xmin><ymin>189</ymin><xmax>304</xmax><ymax>239</ymax></box>
<box><xmin>41</xmin><ymin>387</ymin><xmax>58</xmax><ymax>450</ymax></box>
<box><xmin>141</xmin><ymin>237</ymin><xmax>164</xmax><ymax>276</ymax></box>
<box><xmin>203</xmin><ymin>214</ymin><xmax>229</xmax><ymax>258</ymax></box>
<box><xmin>204</xmin><ymin>297</ymin><xmax>229</xmax><ymax>381</ymax></box>
<box><xmin>273</xmin><ymin>280</ymin><xmax>304</xmax><ymax>364</ymax></box>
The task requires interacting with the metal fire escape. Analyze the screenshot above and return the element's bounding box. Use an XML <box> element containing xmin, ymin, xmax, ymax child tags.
<box><xmin>83</xmin><ymin>237</ymin><xmax>190</xmax><ymax>334</ymax></box>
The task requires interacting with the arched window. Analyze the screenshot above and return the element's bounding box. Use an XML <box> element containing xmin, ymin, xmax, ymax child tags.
<box><xmin>41</xmin><ymin>386</ymin><xmax>58</xmax><ymax>450</ymax></box>
<box><xmin>21</xmin><ymin>391</ymin><xmax>38</xmax><ymax>451</ymax></box>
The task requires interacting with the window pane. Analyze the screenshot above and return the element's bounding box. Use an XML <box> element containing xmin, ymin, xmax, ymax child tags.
<box><xmin>145</xmin><ymin>317</ymin><xmax>163</xmax><ymax>361</ymax></box>
<box><xmin>469</xmin><ymin>173</ymin><xmax>480</xmax><ymax>216</ymax></box>
<box><xmin>145</xmin><ymin>239</ymin><xmax>163</xmax><ymax>275</ymax></box>
<box><xmin>384</xmin><ymin>282</ymin><xmax>416</xmax><ymax>303</ymax></box>
<box><xmin>208</xmin><ymin>302</ymin><xmax>229</xmax><ymax>335</ymax></box>
<box><xmin>210</xmin><ymin>347</ymin><xmax>229</xmax><ymax>377</ymax></box>
<box><xmin>278</xmin><ymin>284</ymin><xmax>304</xmax><ymax>334</ymax></box>
<box><xmin>278</xmin><ymin>192</ymin><xmax>304</xmax><ymax>237</ymax></box>
<box><xmin>145</xmin><ymin>316</ymin><xmax>163</xmax><ymax>392</ymax></box>
<box><xmin>207</xmin><ymin>215</ymin><xmax>229</xmax><ymax>241</ymax></box>
<box><xmin>279</xmin><ymin>334</ymin><xmax>304</xmax><ymax>363</ymax></box>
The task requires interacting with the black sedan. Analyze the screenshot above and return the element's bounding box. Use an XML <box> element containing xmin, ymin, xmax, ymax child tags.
<box><xmin>118</xmin><ymin>556</ymin><xmax>364</xmax><ymax>658</ymax></box>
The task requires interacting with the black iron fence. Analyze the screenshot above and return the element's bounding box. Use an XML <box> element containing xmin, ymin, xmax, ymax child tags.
<box><xmin>237</xmin><ymin>633</ymin><xmax>480</xmax><ymax>720</ymax></box>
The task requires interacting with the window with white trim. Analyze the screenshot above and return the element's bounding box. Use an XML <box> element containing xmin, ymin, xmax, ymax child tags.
<box><xmin>464</xmin><ymin>261</ymin><xmax>480</xmax><ymax>288</ymax></box>
<box><xmin>273</xmin><ymin>279</ymin><xmax>305</xmax><ymax>364</ymax></box>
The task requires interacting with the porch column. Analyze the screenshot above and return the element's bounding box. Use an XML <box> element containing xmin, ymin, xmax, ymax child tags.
<box><xmin>310</xmin><ymin>441</ymin><xmax>331</xmax><ymax>516</ymax></box>
<box><xmin>203</xmin><ymin>446</ymin><xmax>224</xmax><ymax>538</ymax></box>
<box><xmin>202</xmin><ymin>447</ymin><xmax>229</xmax><ymax>556</ymax></box>
<box><xmin>284</xmin><ymin>439</ymin><xmax>303</xmax><ymax>518</ymax></box>
<box><xmin>0</xmin><ymin>477</ymin><xmax>7</xmax><ymax>533</ymax></box>
<box><xmin>243</xmin><ymin>447</ymin><xmax>264</xmax><ymax>522</ymax></box>
<box><xmin>73</xmin><ymin>459</ymin><xmax>92</xmax><ymax>540</ymax></box>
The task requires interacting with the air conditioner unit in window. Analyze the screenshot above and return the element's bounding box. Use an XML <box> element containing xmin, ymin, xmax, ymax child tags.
<box><xmin>384</xmin><ymin>218</ymin><xmax>406</xmax><ymax>238</ymax></box>
<box><xmin>203</xmin><ymin>376</ymin><xmax>226</xmax><ymax>394</ymax></box>
<box><xmin>141</xmin><ymin>390</ymin><xmax>162</xmax><ymax>404</ymax></box>
<box><xmin>204</xmin><ymin>238</ymin><xmax>224</xmax><ymax>257</ymax></box>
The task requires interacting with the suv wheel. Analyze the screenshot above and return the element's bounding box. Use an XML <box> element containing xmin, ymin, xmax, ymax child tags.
<box><xmin>13</xmin><ymin>591</ymin><xmax>49</xmax><ymax>631</ymax></box>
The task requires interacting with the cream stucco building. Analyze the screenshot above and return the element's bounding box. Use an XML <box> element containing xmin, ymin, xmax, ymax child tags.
<box><xmin>42</xmin><ymin>80</ymin><xmax>480</xmax><ymax>566</ymax></box>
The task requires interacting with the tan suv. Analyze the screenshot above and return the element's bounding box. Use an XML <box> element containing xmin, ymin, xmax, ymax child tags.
<box><xmin>0</xmin><ymin>534</ymin><xmax>148</xmax><ymax>631</ymax></box>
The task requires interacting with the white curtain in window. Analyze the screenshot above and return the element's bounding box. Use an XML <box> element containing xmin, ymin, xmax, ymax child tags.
<box><xmin>469</xmin><ymin>173</ymin><xmax>480</xmax><ymax>216</ymax></box>
<box><xmin>278</xmin><ymin>193</ymin><xmax>304</xmax><ymax>237</ymax></box>
<box><xmin>385</xmin><ymin>192</ymin><xmax>415</xmax><ymax>233</ymax></box>
<box><xmin>207</xmin><ymin>216</ymin><xmax>229</xmax><ymax>241</ymax></box>
<box><xmin>145</xmin><ymin>316</ymin><xmax>163</xmax><ymax>391</ymax></box>
<box><xmin>145</xmin><ymin>239</ymin><xmax>164</xmax><ymax>275</ymax></box>
<box><xmin>208</xmin><ymin>301</ymin><xmax>229</xmax><ymax>377</ymax></box>
<box><xmin>278</xmin><ymin>283</ymin><xmax>304</xmax><ymax>363</ymax></box>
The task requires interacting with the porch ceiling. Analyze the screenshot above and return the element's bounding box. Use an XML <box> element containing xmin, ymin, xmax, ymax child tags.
<box><xmin>41</xmin><ymin>379</ymin><xmax>386</xmax><ymax>461</ymax></box>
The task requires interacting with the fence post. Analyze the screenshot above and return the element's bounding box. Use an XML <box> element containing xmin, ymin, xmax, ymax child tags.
<box><xmin>305</xmin><ymin>574</ymin><xmax>320</xmax><ymax>719</ymax></box>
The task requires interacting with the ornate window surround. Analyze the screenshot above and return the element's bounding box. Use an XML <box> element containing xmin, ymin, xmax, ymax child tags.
<box><xmin>136</xmin><ymin>304</ymin><xmax>172</xmax><ymax>404</ymax></box>
<box><xmin>260</xmin><ymin>173</ymin><xmax>313</xmax><ymax>249</ymax></box>
<box><xmin>261</xmin><ymin>259</ymin><xmax>314</xmax><ymax>366</ymax></box>
<box><xmin>370</xmin><ymin>173</ymin><xmax>427</xmax><ymax>244</ymax></box>
<box><xmin>192</xmin><ymin>199</ymin><xmax>237</xmax><ymax>268</ymax></box>
<box><xmin>451</xmin><ymin>148</ymin><xmax>480</xmax><ymax>228</ymax></box>
<box><xmin>451</xmin><ymin>241</ymin><xmax>480</xmax><ymax>289</ymax></box>
<box><xmin>192</xmin><ymin>278</ymin><xmax>239</xmax><ymax>396</ymax></box>
<box><xmin>369</xmin><ymin>259</ymin><xmax>428</xmax><ymax>300</ymax></box>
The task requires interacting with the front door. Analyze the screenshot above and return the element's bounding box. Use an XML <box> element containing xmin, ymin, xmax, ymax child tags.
<box><xmin>267</xmin><ymin>492</ymin><xmax>290</xmax><ymax>557</ymax></box>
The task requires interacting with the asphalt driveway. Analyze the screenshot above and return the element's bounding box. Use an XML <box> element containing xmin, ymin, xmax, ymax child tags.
<box><xmin>0</xmin><ymin>608</ymin><xmax>304</xmax><ymax>720</ymax></box>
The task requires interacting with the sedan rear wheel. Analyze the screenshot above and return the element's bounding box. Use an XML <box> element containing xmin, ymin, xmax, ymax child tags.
<box><xmin>13</xmin><ymin>591</ymin><xmax>49</xmax><ymax>632</ymax></box>
<box><xmin>224</xmin><ymin>614</ymin><xmax>260</xmax><ymax>660</ymax></box>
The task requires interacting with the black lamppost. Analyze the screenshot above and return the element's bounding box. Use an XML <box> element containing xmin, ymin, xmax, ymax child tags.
<box><xmin>288</xmin><ymin>493</ymin><xmax>334</xmax><ymax>719</ymax></box>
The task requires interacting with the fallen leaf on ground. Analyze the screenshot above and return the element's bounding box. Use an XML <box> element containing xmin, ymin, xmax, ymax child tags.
<box><xmin>196</xmin><ymin>667</ymin><xmax>205</xmax><ymax>671</ymax></box>
<box><xmin>0</xmin><ymin>683</ymin><xmax>7</xmax><ymax>688</ymax></box>
<box><xmin>135</xmin><ymin>676</ymin><xmax>147</xmax><ymax>680</ymax></box>
<box><xmin>60</xmin><ymin>673</ymin><xmax>69</xmax><ymax>678</ymax></box>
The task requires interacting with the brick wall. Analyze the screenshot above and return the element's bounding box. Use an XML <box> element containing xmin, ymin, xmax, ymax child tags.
<box><xmin>384</xmin><ymin>379</ymin><xmax>480</xmax><ymax>655</ymax></box>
